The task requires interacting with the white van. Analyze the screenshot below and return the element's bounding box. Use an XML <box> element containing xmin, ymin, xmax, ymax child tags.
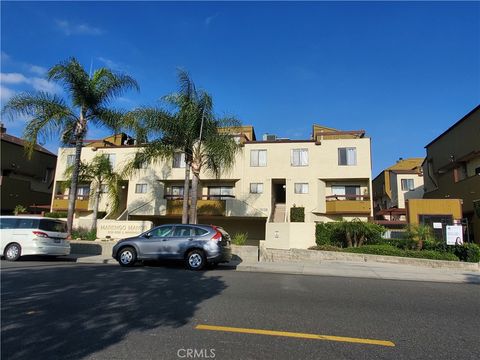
<box><xmin>0</xmin><ymin>216</ymin><xmax>70</xmax><ymax>261</ymax></box>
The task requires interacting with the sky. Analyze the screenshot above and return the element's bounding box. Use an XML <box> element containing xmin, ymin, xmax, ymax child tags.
<box><xmin>1</xmin><ymin>1</ymin><xmax>479</xmax><ymax>176</ymax></box>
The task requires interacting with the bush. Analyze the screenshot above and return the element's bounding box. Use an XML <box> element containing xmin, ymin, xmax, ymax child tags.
<box><xmin>71</xmin><ymin>227</ymin><xmax>97</xmax><ymax>241</ymax></box>
<box><xmin>14</xmin><ymin>205</ymin><xmax>27</xmax><ymax>215</ymax></box>
<box><xmin>44</xmin><ymin>212</ymin><xmax>68</xmax><ymax>219</ymax></box>
<box><xmin>404</xmin><ymin>224</ymin><xmax>435</xmax><ymax>250</ymax></box>
<box><xmin>232</xmin><ymin>232</ymin><xmax>248</xmax><ymax>246</ymax></box>
<box><xmin>315</xmin><ymin>222</ymin><xmax>343</xmax><ymax>247</ymax></box>
<box><xmin>343</xmin><ymin>244</ymin><xmax>459</xmax><ymax>261</ymax></box>
<box><xmin>452</xmin><ymin>243</ymin><xmax>480</xmax><ymax>263</ymax></box>
<box><xmin>290</xmin><ymin>207</ymin><xmax>305</xmax><ymax>222</ymax></box>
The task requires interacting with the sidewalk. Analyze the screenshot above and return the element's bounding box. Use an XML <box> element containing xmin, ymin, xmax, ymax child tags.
<box><xmin>68</xmin><ymin>253</ymin><xmax>480</xmax><ymax>284</ymax></box>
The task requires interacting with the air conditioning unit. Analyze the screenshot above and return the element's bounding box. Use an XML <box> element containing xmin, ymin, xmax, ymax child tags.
<box><xmin>263</xmin><ymin>133</ymin><xmax>277</xmax><ymax>141</ymax></box>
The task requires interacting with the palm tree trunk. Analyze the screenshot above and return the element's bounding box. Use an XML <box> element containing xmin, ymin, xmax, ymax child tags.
<box><xmin>189</xmin><ymin>171</ymin><xmax>200</xmax><ymax>224</ymax></box>
<box><xmin>91</xmin><ymin>187</ymin><xmax>101</xmax><ymax>232</ymax></box>
<box><xmin>66</xmin><ymin>137</ymin><xmax>83</xmax><ymax>234</ymax></box>
<box><xmin>181</xmin><ymin>163</ymin><xmax>191</xmax><ymax>224</ymax></box>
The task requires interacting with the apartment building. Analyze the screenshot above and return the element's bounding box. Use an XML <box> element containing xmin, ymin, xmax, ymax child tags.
<box><xmin>51</xmin><ymin>125</ymin><xmax>373</xmax><ymax>241</ymax></box>
<box><xmin>423</xmin><ymin>105</ymin><xmax>480</xmax><ymax>242</ymax></box>
<box><xmin>372</xmin><ymin>158</ymin><xmax>424</xmax><ymax>222</ymax></box>
<box><xmin>1</xmin><ymin>124</ymin><xmax>57</xmax><ymax>214</ymax></box>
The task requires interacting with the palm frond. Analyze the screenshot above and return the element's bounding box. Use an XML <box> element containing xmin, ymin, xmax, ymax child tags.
<box><xmin>92</xmin><ymin>68</ymin><xmax>139</xmax><ymax>105</ymax></box>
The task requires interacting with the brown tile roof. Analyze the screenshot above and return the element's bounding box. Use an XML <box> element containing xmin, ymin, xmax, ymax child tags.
<box><xmin>0</xmin><ymin>132</ymin><xmax>56</xmax><ymax>156</ymax></box>
<box><xmin>386</xmin><ymin>158</ymin><xmax>424</xmax><ymax>172</ymax></box>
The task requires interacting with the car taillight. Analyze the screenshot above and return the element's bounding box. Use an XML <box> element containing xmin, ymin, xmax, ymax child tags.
<box><xmin>211</xmin><ymin>230</ymin><xmax>222</xmax><ymax>242</ymax></box>
<box><xmin>32</xmin><ymin>231</ymin><xmax>49</xmax><ymax>238</ymax></box>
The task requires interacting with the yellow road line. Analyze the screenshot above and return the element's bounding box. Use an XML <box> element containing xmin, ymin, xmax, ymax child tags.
<box><xmin>195</xmin><ymin>324</ymin><xmax>395</xmax><ymax>347</ymax></box>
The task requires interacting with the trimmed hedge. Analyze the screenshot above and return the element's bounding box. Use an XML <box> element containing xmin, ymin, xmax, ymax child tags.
<box><xmin>44</xmin><ymin>212</ymin><xmax>68</xmax><ymax>218</ymax></box>
<box><xmin>290</xmin><ymin>207</ymin><xmax>305</xmax><ymax>222</ymax></box>
<box><xmin>342</xmin><ymin>245</ymin><xmax>459</xmax><ymax>261</ymax></box>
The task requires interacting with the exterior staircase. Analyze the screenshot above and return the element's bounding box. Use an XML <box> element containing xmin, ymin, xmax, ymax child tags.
<box><xmin>271</xmin><ymin>203</ymin><xmax>286</xmax><ymax>222</ymax></box>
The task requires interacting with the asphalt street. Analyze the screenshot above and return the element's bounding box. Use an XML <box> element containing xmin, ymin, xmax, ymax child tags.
<box><xmin>1</xmin><ymin>258</ymin><xmax>479</xmax><ymax>360</ymax></box>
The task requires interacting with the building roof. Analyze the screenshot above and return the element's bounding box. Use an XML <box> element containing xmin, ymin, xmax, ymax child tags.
<box><xmin>0</xmin><ymin>132</ymin><xmax>56</xmax><ymax>156</ymax></box>
<box><xmin>386</xmin><ymin>158</ymin><xmax>424</xmax><ymax>172</ymax></box>
<box><xmin>424</xmin><ymin>104</ymin><xmax>480</xmax><ymax>148</ymax></box>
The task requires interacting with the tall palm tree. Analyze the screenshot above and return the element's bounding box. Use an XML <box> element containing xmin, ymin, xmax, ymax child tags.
<box><xmin>123</xmin><ymin>69</ymin><xmax>240</xmax><ymax>224</ymax></box>
<box><xmin>65</xmin><ymin>153</ymin><xmax>121</xmax><ymax>231</ymax></box>
<box><xmin>2</xmin><ymin>57</ymin><xmax>138</xmax><ymax>233</ymax></box>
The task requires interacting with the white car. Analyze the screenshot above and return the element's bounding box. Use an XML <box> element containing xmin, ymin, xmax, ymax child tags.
<box><xmin>0</xmin><ymin>216</ymin><xmax>71</xmax><ymax>261</ymax></box>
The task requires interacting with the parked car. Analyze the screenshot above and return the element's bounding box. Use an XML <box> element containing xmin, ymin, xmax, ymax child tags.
<box><xmin>0</xmin><ymin>216</ymin><xmax>70</xmax><ymax>261</ymax></box>
<box><xmin>112</xmin><ymin>224</ymin><xmax>232</xmax><ymax>270</ymax></box>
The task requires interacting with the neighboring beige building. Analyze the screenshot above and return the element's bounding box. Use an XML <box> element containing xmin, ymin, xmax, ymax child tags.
<box><xmin>372</xmin><ymin>158</ymin><xmax>424</xmax><ymax>222</ymax></box>
<box><xmin>1</xmin><ymin>124</ymin><xmax>57</xmax><ymax>214</ymax></box>
<box><xmin>51</xmin><ymin>125</ymin><xmax>373</xmax><ymax>242</ymax></box>
<box><xmin>423</xmin><ymin>105</ymin><xmax>480</xmax><ymax>242</ymax></box>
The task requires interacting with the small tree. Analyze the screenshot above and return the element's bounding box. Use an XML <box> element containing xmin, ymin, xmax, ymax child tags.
<box><xmin>405</xmin><ymin>224</ymin><xmax>434</xmax><ymax>250</ymax></box>
<box><xmin>14</xmin><ymin>205</ymin><xmax>27</xmax><ymax>215</ymax></box>
<box><xmin>65</xmin><ymin>154</ymin><xmax>121</xmax><ymax>231</ymax></box>
<box><xmin>335</xmin><ymin>219</ymin><xmax>385</xmax><ymax>247</ymax></box>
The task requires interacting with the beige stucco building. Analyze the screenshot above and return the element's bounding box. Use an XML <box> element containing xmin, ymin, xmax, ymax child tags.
<box><xmin>51</xmin><ymin>125</ymin><xmax>373</xmax><ymax>242</ymax></box>
<box><xmin>423</xmin><ymin>105</ymin><xmax>480</xmax><ymax>242</ymax></box>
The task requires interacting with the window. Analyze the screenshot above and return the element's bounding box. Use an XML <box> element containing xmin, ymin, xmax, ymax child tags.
<box><xmin>171</xmin><ymin>186</ymin><xmax>184</xmax><ymax>196</ymax></box>
<box><xmin>208</xmin><ymin>186</ymin><xmax>234</xmax><ymax>200</ymax></box>
<box><xmin>291</xmin><ymin>149</ymin><xmax>308</xmax><ymax>166</ymax></box>
<box><xmin>294</xmin><ymin>183</ymin><xmax>309</xmax><ymax>194</ymax></box>
<box><xmin>135</xmin><ymin>183</ymin><xmax>148</xmax><ymax>193</ymax></box>
<box><xmin>77</xmin><ymin>186</ymin><xmax>90</xmax><ymax>198</ymax></box>
<box><xmin>332</xmin><ymin>185</ymin><xmax>361</xmax><ymax>199</ymax></box>
<box><xmin>173</xmin><ymin>152</ymin><xmax>186</xmax><ymax>168</ymax></box>
<box><xmin>39</xmin><ymin>219</ymin><xmax>67</xmax><ymax>233</ymax></box>
<box><xmin>401</xmin><ymin>179</ymin><xmax>415</xmax><ymax>191</ymax></box>
<box><xmin>148</xmin><ymin>226</ymin><xmax>173</xmax><ymax>238</ymax></box>
<box><xmin>67</xmin><ymin>155</ymin><xmax>75</xmax><ymax>166</ymax></box>
<box><xmin>105</xmin><ymin>154</ymin><xmax>116</xmax><ymax>167</ymax></box>
<box><xmin>250</xmin><ymin>149</ymin><xmax>267</xmax><ymax>167</ymax></box>
<box><xmin>17</xmin><ymin>218</ymin><xmax>40</xmax><ymax>229</ymax></box>
<box><xmin>338</xmin><ymin>147</ymin><xmax>357</xmax><ymax>166</ymax></box>
<box><xmin>43</xmin><ymin>168</ymin><xmax>53</xmax><ymax>183</ymax></box>
<box><xmin>173</xmin><ymin>226</ymin><xmax>194</xmax><ymax>237</ymax></box>
<box><xmin>0</xmin><ymin>218</ymin><xmax>18</xmax><ymax>229</ymax></box>
<box><xmin>250</xmin><ymin>183</ymin><xmax>263</xmax><ymax>194</ymax></box>
<box><xmin>453</xmin><ymin>163</ymin><xmax>467</xmax><ymax>182</ymax></box>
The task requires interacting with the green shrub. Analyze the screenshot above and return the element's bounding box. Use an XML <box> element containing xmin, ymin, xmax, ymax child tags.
<box><xmin>452</xmin><ymin>243</ymin><xmax>480</xmax><ymax>263</ymax></box>
<box><xmin>232</xmin><ymin>232</ymin><xmax>248</xmax><ymax>246</ymax></box>
<box><xmin>333</xmin><ymin>219</ymin><xmax>386</xmax><ymax>247</ymax></box>
<box><xmin>404</xmin><ymin>224</ymin><xmax>436</xmax><ymax>250</ymax></box>
<box><xmin>14</xmin><ymin>205</ymin><xmax>27</xmax><ymax>215</ymax></box>
<box><xmin>290</xmin><ymin>206</ymin><xmax>305</xmax><ymax>222</ymax></box>
<box><xmin>375</xmin><ymin>238</ymin><xmax>417</xmax><ymax>250</ymax></box>
<box><xmin>315</xmin><ymin>222</ymin><xmax>343</xmax><ymax>247</ymax></box>
<box><xmin>44</xmin><ymin>212</ymin><xmax>68</xmax><ymax>219</ymax></box>
<box><xmin>343</xmin><ymin>245</ymin><xmax>459</xmax><ymax>261</ymax></box>
<box><xmin>71</xmin><ymin>227</ymin><xmax>97</xmax><ymax>241</ymax></box>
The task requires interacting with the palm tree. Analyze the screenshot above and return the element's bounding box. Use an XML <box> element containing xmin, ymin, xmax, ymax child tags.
<box><xmin>123</xmin><ymin>69</ymin><xmax>240</xmax><ymax>224</ymax></box>
<box><xmin>65</xmin><ymin>153</ymin><xmax>121</xmax><ymax>231</ymax></box>
<box><xmin>2</xmin><ymin>57</ymin><xmax>138</xmax><ymax>234</ymax></box>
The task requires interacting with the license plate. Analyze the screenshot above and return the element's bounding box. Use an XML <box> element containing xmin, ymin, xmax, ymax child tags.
<box><xmin>54</xmin><ymin>239</ymin><xmax>61</xmax><ymax>243</ymax></box>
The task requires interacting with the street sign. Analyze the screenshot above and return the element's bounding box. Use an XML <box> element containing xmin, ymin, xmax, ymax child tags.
<box><xmin>446</xmin><ymin>225</ymin><xmax>463</xmax><ymax>245</ymax></box>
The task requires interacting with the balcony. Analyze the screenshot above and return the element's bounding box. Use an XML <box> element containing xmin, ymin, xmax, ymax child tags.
<box><xmin>325</xmin><ymin>195</ymin><xmax>371</xmax><ymax>214</ymax></box>
<box><xmin>165</xmin><ymin>195</ymin><xmax>227</xmax><ymax>216</ymax></box>
<box><xmin>52</xmin><ymin>195</ymin><xmax>90</xmax><ymax>211</ymax></box>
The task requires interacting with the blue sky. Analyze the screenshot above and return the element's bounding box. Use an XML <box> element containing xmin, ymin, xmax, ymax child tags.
<box><xmin>1</xmin><ymin>1</ymin><xmax>479</xmax><ymax>175</ymax></box>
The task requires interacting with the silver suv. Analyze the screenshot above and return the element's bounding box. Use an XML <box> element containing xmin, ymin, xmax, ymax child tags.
<box><xmin>112</xmin><ymin>224</ymin><xmax>232</xmax><ymax>270</ymax></box>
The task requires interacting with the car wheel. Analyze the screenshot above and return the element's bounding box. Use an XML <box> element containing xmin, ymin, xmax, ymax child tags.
<box><xmin>118</xmin><ymin>247</ymin><xmax>137</xmax><ymax>267</ymax></box>
<box><xmin>4</xmin><ymin>243</ymin><xmax>21</xmax><ymax>261</ymax></box>
<box><xmin>186</xmin><ymin>250</ymin><xmax>206</xmax><ymax>271</ymax></box>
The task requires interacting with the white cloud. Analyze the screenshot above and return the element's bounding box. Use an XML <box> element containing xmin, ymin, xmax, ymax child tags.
<box><xmin>97</xmin><ymin>57</ymin><xmax>127</xmax><ymax>72</ymax></box>
<box><xmin>0</xmin><ymin>85</ymin><xmax>16</xmax><ymax>103</ymax></box>
<box><xmin>56</xmin><ymin>19</ymin><xmax>103</xmax><ymax>36</ymax></box>
<box><xmin>0</xmin><ymin>72</ymin><xmax>61</xmax><ymax>94</ymax></box>
<box><xmin>205</xmin><ymin>13</ymin><xmax>220</xmax><ymax>26</ymax></box>
<box><xmin>0</xmin><ymin>73</ymin><xmax>28</xmax><ymax>84</ymax></box>
<box><xmin>28</xmin><ymin>65</ymin><xmax>47</xmax><ymax>75</ymax></box>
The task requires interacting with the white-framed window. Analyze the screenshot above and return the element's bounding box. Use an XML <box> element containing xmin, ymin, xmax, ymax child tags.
<box><xmin>173</xmin><ymin>152</ymin><xmax>186</xmax><ymax>168</ymax></box>
<box><xmin>294</xmin><ymin>183</ymin><xmax>309</xmax><ymax>194</ymax></box>
<box><xmin>77</xmin><ymin>186</ymin><xmax>90</xmax><ymax>198</ymax></box>
<box><xmin>338</xmin><ymin>147</ymin><xmax>357</xmax><ymax>166</ymax></box>
<box><xmin>105</xmin><ymin>153</ymin><xmax>116</xmax><ymax>167</ymax></box>
<box><xmin>208</xmin><ymin>186</ymin><xmax>234</xmax><ymax>200</ymax></box>
<box><xmin>250</xmin><ymin>183</ymin><xmax>264</xmax><ymax>194</ymax></box>
<box><xmin>291</xmin><ymin>149</ymin><xmax>308</xmax><ymax>166</ymax></box>
<box><xmin>401</xmin><ymin>179</ymin><xmax>415</xmax><ymax>191</ymax></box>
<box><xmin>171</xmin><ymin>186</ymin><xmax>184</xmax><ymax>196</ymax></box>
<box><xmin>332</xmin><ymin>185</ymin><xmax>361</xmax><ymax>199</ymax></box>
<box><xmin>250</xmin><ymin>149</ymin><xmax>267</xmax><ymax>167</ymax></box>
<box><xmin>66</xmin><ymin>154</ymin><xmax>75</xmax><ymax>166</ymax></box>
<box><xmin>135</xmin><ymin>183</ymin><xmax>148</xmax><ymax>194</ymax></box>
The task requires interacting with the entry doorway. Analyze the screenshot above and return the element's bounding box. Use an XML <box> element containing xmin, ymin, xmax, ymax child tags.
<box><xmin>272</xmin><ymin>179</ymin><xmax>286</xmax><ymax>204</ymax></box>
